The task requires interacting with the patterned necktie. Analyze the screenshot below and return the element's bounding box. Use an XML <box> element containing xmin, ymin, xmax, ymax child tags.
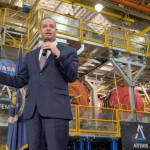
<box><xmin>39</xmin><ymin>54</ymin><xmax>47</xmax><ymax>69</ymax></box>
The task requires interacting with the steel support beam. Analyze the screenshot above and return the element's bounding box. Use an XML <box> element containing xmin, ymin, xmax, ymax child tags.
<box><xmin>111</xmin><ymin>139</ymin><xmax>118</xmax><ymax>150</ymax></box>
<box><xmin>86</xmin><ymin>139</ymin><xmax>92</xmax><ymax>150</ymax></box>
<box><xmin>79</xmin><ymin>139</ymin><xmax>85</xmax><ymax>150</ymax></box>
<box><xmin>110</xmin><ymin>55</ymin><xmax>146</xmax><ymax>120</ymax></box>
<box><xmin>73</xmin><ymin>141</ymin><xmax>77</xmax><ymax>150</ymax></box>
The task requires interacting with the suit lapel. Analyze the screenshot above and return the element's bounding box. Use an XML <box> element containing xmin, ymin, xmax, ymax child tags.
<box><xmin>35</xmin><ymin>47</ymin><xmax>41</xmax><ymax>72</ymax></box>
<box><xmin>37</xmin><ymin>43</ymin><xmax>65</xmax><ymax>72</ymax></box>
<box><xmin>40</xmin><ymin>54</ymin><xmax>53</xmax><ymax>72</ymax></box>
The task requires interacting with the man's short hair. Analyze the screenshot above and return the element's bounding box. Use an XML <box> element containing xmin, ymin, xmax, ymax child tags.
<box><xmin>40</xmin><ymin>16</ymin><xmax>56</xmax><ymax>27</ymax></box>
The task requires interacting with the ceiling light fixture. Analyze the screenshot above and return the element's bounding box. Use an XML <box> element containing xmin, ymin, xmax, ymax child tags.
<box><xmin>95</xmin><ymin>3</ymin><xmax>104</xmax><ymax>12</ymax></box>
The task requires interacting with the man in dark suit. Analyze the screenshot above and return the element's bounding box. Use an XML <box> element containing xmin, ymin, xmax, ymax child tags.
<box><xmin>0</xmin><ymin>17</ymin><xmax>78</xmax><ymax>150</ymax></box>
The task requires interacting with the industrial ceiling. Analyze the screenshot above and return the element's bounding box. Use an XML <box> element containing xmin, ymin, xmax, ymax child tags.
<box><xmin>0</xmin><ymin>0</ymin><xmax>150</xmax><ymax>93</ymax></box>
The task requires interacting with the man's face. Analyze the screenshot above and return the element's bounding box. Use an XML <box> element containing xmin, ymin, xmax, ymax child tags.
<box><xmin>40</xmin><ymin>18</ymin><xmax>57</xmax><ymax>41</ymax></box>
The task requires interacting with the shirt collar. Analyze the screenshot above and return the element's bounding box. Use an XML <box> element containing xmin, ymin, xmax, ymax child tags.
<box><xmin>38</xmin><ymin>40</ymin><xmax>57</xmax><ymax>47</ymax></box>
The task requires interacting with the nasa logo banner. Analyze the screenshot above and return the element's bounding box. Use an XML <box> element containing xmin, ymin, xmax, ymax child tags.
<box><xmin>0</xmin><ymin>59</ymin><xmax>16</xmax><ymax>75</ymax></box>
<box><xmin>0</xmin><ymin>59</ymin><xmax>16</xmax><ymax>114</ymax></box>
<box><xmin>121</xmin><ymin>122</ymin><xmax>150</xmax><ymax>150</ymax></box>
<box><xmin>0</xmin><ymin>98</ymin><xmax>10</xmax><ymax>114</ymax></box>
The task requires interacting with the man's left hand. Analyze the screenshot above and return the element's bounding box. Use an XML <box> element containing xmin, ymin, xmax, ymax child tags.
<box><xmin>42</xmin><ymin>42</ymin><xmax>60</xmax><ymax>58</ymax></box>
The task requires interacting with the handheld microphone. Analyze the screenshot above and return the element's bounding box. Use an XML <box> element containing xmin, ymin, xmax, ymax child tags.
<box><xmin>42</xmin><ymin>38</ymin><xmax>51</xmax><ymax>56</ymax></box>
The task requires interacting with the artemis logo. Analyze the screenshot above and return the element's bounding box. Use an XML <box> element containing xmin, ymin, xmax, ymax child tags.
<box><xmin>132</xmin><ymin>124</ymin><xmax>146</xmax><ymax>142</ymax></box>
<box><xmin>132</xmin><ymin>124</ymin><xmax>148</xmax><ymax>149</ymax></box>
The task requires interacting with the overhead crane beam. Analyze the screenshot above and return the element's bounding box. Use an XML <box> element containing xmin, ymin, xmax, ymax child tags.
<box><xmin>61</xmin><ymin>0</ymin><xmax>134</xmax><ymax>23</ymax></box>
<box><xmin>112</xmin><ymin>0</ymin><xmax>150</xmax><ymax>14</ymax></box>
<box><xmin>139</xmin><ymin>25</ymin><xmax>150</xmax><ymax>35</ymax></box>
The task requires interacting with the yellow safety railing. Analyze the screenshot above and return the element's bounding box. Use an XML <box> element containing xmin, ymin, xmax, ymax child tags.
<box><xmin>146</xmin><ymin>37</ymin><xmax>150</xmax><ymax>56</ymax></box>
<box><xmin>78</xmin><ymin>105</ymin><xmax>118</xmax><ymax>136</ymax></box>
<box><xmin>0</xmin><ymin>9</ymin><xmax>4</xmax><ymax>47</ymax></box>
<box><xmin>128</xmin><ymin>32</ymin><xmax>147</xmax><ymax>54</ymax></box>
<box><xmin>119</xmin><ymin>109</ymin><xmax>150</xmax><ymax>123</ymax></box>
<box><xmin>82</xmin><ymin>22</ymin><xmax>105</xmax><ymax>44</ymax></box>
<box><xmin>0</xmin><ymin>105</ymin><xmax>150</xmax><ymax>148</ymax></box>
<box><xmin>26</xmin><ymin>8</ymin><xmax>149</xmax><ymax>56</ymax></box>
<box><xmin>0</xmin><ymin>35</ymin><xmax>2</xmax><ymax>47</ymax></box>
<box><xmin>136</xmin><ymin>111</ymin><xmax>150</xmax><ymax>123</ymax></box>
<box><xmin>69</xmin><ymin>104</ymin><xmax>79</xmax><ymax>136</ymax></box>
<box><xmin>27</xmin><ymin>8</ymin><xmax>80</xmax><ymax>48</ymax></box>
<box><xmin>27</xmin><ymin>9</ymin><xmax>41</xmax><ymax>48</ymax></box>
<box><xmin>107</xmin><ymin>27</ymin><xmax>127</xmax><ymax>49</ymax></box>
<box><xmin>144</xmin><ymin>106</ymin><xmax>150</xmax><ymax>112</ymax></box>
<box><xmin>69</xmin><ymin>105</ymin><xmax>120</xmax><ymax>137</ymax></box>
<box><xmin>0</xmin><ymin>9</ymin><xmax>5</xmax><ymax>27</ymax></box>
<box><xmin>3</xmin><ymin>8</ymin><xmax>27</xmax><ymax>28</ymax></box>
<box><xmin>5</xmin><ymin>32</ymin><xmax>21</xmax><ymax>48</ymax></box>
<box><xmin>0</xmin><ymin>8</ymin><xmax>28</xmax><ymax>49</ymax></box>
<box><xmin>0</xmin><ymin>8</ymin><xmax>149</xmax><ymax>56</ymax></box>
<box><xmin>70</xmin><ymin>105</ymin><xmax>150</xmax><ymax>138</ymax></box>
<box><xmin>0</xmin><ymin>145</ymin><xmax>5</xmax><ymax>150</ymax></box>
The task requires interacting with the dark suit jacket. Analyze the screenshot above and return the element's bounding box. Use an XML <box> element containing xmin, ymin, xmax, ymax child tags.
<box><xmin>0</xmin><ymin>43</ymin><xmax>78</xmax><ymax>120</ymax></box>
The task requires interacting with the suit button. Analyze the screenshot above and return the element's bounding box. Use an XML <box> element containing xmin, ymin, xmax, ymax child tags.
<box><xmin>40</xmin><ymin>73</ymin><xmax>42</xmax><ymax>75</ymax></box>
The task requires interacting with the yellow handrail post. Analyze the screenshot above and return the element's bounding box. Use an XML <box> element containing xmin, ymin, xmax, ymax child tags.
<box><xmin>38</xmin><ymin>9</ymin><xmax>42</xmax><ymax>27</ymax></box>
<box><xmin>125</xmin><ymin>30</ymin><xmax>130</xmax><ymax>52</ymax></box>
<box><xmin>75</xmin><ymin>105</ymin><xmax>78</xmax><ymax>136</ymax></box>
<box><xmin>80</xmin><ymin>20</ymin><xmax>83</xmax><ymax>41</ymax></box>
<box><xmin>104</xmin><ymin>26</ymin><xmax>109</xmax><ymax>47</ymax></box>
<box><xmin>3</xmin><ymin>8</ymin><xmax>7</xmax><ymax>26</ymax></box>
<box><xmin>77</xmin><ymin>105</ymin><xmax>80</xmax><ymax>136</ymax></box>
<box><xmin>116</xmin><ymin>109</ymin><xmax>121</xmax><ymax>138</ymax></box>
<box><xmin>26</xmin><ymin>12</ymin><xmax>32</xmax><ymax>49</ymax></box>
<box><xmin>146</xmin><ymin>36</ymin><xmax>150</xmax><ymax>57</ymax></box>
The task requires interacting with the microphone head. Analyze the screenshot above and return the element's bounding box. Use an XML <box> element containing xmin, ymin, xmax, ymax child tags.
<box><xmin>42</xmin><ymin>50</ymin><xmax>47</xmax><ymax>56</ymax></box>
<box><xmin>42</xmin><ymin>38</ymin><xmax>51</xmax><ymax>56</ymax></box>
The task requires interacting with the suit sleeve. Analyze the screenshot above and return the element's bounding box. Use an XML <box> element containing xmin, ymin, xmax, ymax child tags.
<box><xmin>55</xmin><ymin>47</ymin><xmax>78</xmax><ymax>83</ymax></box>
<box><xmin>0</xmin><ymin>54</ymin><xmax>29</xmax><ymax>88</ymax></box>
